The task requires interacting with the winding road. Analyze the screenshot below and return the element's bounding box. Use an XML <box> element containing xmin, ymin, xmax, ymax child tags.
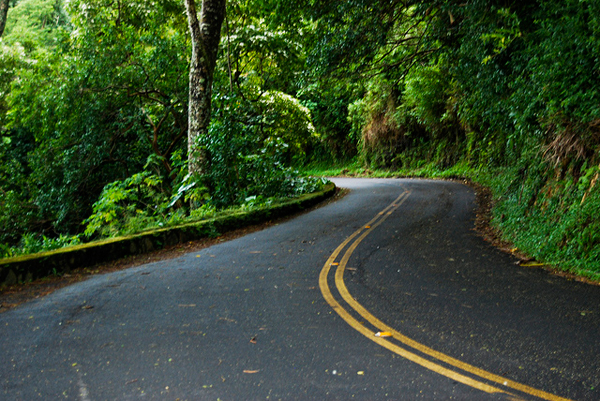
<box><xmin>1</xmin><ymin>178</ymin><xmax>599</xmax><ymax>400</ymax></box>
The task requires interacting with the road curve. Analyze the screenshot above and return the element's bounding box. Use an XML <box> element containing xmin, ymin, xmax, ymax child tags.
<box><xmin>1</xmin><ymin>178</ymin><xmax>599</xmax><ymax>400</ymax></box>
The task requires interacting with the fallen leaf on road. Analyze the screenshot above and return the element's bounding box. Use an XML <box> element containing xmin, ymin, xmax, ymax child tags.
<box><xmin>243</xmin><ymin>370</ymin><xmax>260</xmax><ymax>374</ymax></box>
<box><xmin>82</xmin><ymin>305</ymin><xmax>94</xmax><ymax>310</ymax></box>
<box><xmin>178</xmin><ymin>304</ymin><xmax>196</xmax><ymax>307</ymax></box>
<box><xmin>374</xmin><ymin>332</ymin><xmax>392</xmax><ymax>338</ymax></box>
<box><xmin>250</xmin><ymin>336</ymin><xmax>257</xmax><ymax>344</ymax></box>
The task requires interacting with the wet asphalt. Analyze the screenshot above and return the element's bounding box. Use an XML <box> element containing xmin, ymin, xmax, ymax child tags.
<box><xmin>1</xmin><ymin>178</ymin><xmax>598</xmax><ymax>400</ymax></box>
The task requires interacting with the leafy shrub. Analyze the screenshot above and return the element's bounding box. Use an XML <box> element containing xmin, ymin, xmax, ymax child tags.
<box><xmin>259</xmin><ymin>91</ymin><xmax>319</xmax><ymax>166</ymax></box>
<box><xmin>0</xmin><ymin>233</ymin><xmax>81</xmax><ymax>259</ymax></box>
<box><xmin>347</xmin><ymin>77</ymin><xmax>405</xmax><ymax>168</ymax></box>
<box><xmin>83</xmin><ymin>170</ymin><xmax>187</xmax><ymax>238</ymax></box>
<box><xmin>403</xmin><ymin>64</ymin><xmax>452</xmax><ymax>134</ymax></box>
<box><xmin>201</xmin><ymin>91</ymin><xmax>324</xmax><ymax>208</ymax></box>
<box><xmin>298</xmin><ymin>81</ymin><xmax>358</xmax><ymax>161</ymax></box>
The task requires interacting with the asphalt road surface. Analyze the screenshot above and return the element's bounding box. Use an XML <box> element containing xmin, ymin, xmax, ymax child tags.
<box><xmin>1</xmin><ymin>178</ymin><xmax>599</xmax><ymax>400</ymax></box>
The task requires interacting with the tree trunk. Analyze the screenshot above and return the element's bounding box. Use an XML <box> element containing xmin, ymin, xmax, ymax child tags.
<box><xmin>0</xmin><ymin>0</ymin><xmax>9</xmax><ymax>38</ymax></box>
<box><xmin>184</xmin><ymin>0</ymin><xmax>226</xmax><ymax>176</ymax></box>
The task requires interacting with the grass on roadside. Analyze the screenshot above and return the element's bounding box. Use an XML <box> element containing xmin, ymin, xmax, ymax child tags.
<box><xmin>302</xmin><ymin>159</ymin><xmax>600</xmax><ymax>284</ymax></box>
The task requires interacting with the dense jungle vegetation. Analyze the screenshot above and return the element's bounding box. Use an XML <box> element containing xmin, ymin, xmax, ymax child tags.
<box><xmin>1</xmin><ymin>0</ymin><xmax>599</xmax><ymax>280</ymax></box>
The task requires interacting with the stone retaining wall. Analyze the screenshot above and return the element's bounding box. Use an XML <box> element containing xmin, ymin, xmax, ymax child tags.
<box><xmin>0</xmin><ymin>183</ymin><xmax>336</xmax><ymax>286</ymax></box>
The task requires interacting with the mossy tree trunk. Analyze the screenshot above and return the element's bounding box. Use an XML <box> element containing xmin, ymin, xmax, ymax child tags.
<box><xmin>0</xmin><ymin>0</ymin><xmax>9</xmax><ymax>38</ymax></box>
<box><xmin>184</xmin><ymin>0</ymin><xmax>226</xmax><ymax>177</ymax></box>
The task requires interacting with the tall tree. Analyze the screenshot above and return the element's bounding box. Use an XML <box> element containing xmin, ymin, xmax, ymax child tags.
<box><xmin>0</xmin><ymin>0</ymin><xmax>9</xmax><ymax>38</ymax></box>
<box><xmin>184</xmin><ymin>0</ymin><xmax>226</xmax><ymax>176</ymax></box>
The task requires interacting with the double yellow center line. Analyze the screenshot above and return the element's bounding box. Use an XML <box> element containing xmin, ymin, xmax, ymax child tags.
<box><xmin>318</xmin><ymin>189</ymin><xmax>570</xmax><ymax>401</ymax></box>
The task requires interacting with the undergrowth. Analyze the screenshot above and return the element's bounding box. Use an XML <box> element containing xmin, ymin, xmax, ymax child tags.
<box><xmin>0</xmin><ymin>175</ymin><xmax>330</xmax><ymax>259</ymax></box>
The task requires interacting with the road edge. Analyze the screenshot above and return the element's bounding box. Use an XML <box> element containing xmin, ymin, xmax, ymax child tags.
<box><xmin>0</xmin><ymin>183</ymin><xmax>336</xmax><ymax>287</ymax></box>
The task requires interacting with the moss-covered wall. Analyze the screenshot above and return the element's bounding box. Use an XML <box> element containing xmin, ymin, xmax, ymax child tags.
<box><xmin>0</xmin><ymin>183</ymin><xmax>336</xmax><ymax>286</ymax></box>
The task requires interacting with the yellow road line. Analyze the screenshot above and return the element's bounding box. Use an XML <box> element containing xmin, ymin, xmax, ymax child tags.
<box><xmin>320</xmin><ymin>261</ymin><xmax>507</xmax><ymax>395</ymax></box>
<box><xmin>319</xmin><ymin>190</ymin><xmax>572</xmax><ymax>401</ymax></box>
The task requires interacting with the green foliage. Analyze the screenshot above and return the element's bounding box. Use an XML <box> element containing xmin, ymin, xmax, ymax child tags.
<box><xmin>221</xmin><ymin>19</ymin><xmax>304</xmax><ymax>94</ymax></box>
<box><xmin>0</xmin><ymin>233</ymin><xmax>81</xmax><ymax>259</ymax></box>
<box><xmin>485</xmin><ymin>155</ymin><xmax>600</xmax><ymax>280</ymax></box>
<box><xmin>0</xmin><ymin>0</ymin><xmax>331</xmax><ymax>255</ymax></box>
<box><xmin>0</xmin><ymin>42</ymin><xmax>25</xmax><ymax>127</ymax></box>
<box><xmin>306</xmin><ymin>0</ymin><xmax>600</xmax><ymax>278</ymax></box>
<box><xmin>347</xmin><ymin>77</ymin><xmax>403</xmax><ymax>168</ymax></box>
<box><xmin>307</xmin><ymin>0</ymin><xmax>400</xmax><ymax>78</ymax></box>
<box><xmin>259</xmin><ymin>91</ymin><xmax>319</xmax><ymax>164</ymax></box>
<box><xmin>1</xmin><ymin>0</ymin><xmax>189</xmax><ymax>243</ymax></box>
<box><xmin>3</xmin><ymin>0</ymin><xmax>600</xmax><ymax>280</ymax></box>
<box><xmin>201</xmin><ymin>91</ymin><xmax>324</xmax><ymax>209</ymax></box>
<box><xmin>83</xmin><ymin>170</ymin><xmax>187</xmax><ymax>238</ymax></box>
<box><xmin>3</xmin><ymin>0</ymin><xmax>70</xmax><ymax>52</ymax></box>
<box><xmin>82</xmin><ymin>151</ymin><xmax>327</xmax><ymax>240</ymax></box>
<box><xmin>403</xmin><ymin>64</ymin><xmax>452</xmax><ymax>134</ymax></box>
<box><xmin>347</xmin><ymin>98</ymin><xmax>366</xmax><ymax>145</ymax></box>
<box><xmin>479</xmin><ymin>8</ymin><xmax>522</xmax><ymax>66</ymax></box>
<box><xmin>298</xmin><ymin>80</ymin><xmax>357</xmax><ymax>161</ymax></box>
<box><xmin>530</xmin><ymin>0</ymin><xmax>600</xmax><ymax>124</ymax></box>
